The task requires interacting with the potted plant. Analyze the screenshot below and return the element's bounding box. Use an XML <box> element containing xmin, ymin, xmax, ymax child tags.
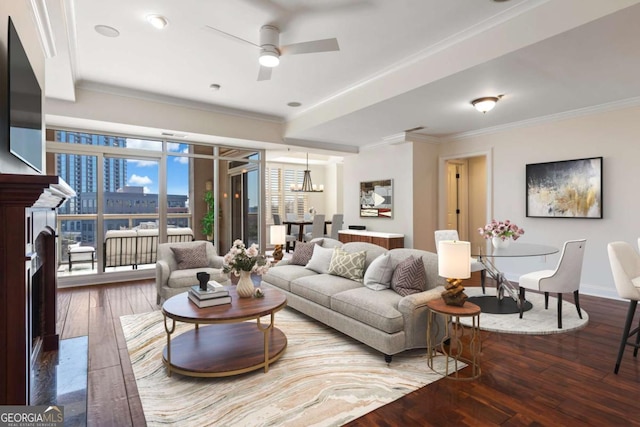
<box><xmin>201</xmin><ymin>189</ymin><xmax>215</xmax><ymax>241</ymax></box>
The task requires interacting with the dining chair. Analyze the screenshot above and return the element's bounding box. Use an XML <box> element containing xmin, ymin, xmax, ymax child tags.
<box><xmin>325</xmin><ymin>214</ymin><xmax>343</xmax><ymax>240</ymax></box>
<box><xmin>434</xmin><ymin>229</ymin><xmax>486</xmax><ymax>293</ymax></box>
<box><xmin>518</xmin><ymin>239</ymin><xmax>586</xmax><ymax>329</ymax></box>
<box><xmin>304</xmin><ymin>214</ymin><xmax>325</xmax><ymax>242</ymax></box>
<box><xmin>607</xmin><ymin>241</ymin><xmax>640</xmax><ymax>374</ymax></box>
<box><xmin>273</xmin><ymin>214</ymin><xmax>297</xmax><ymax>252</ymax></box>
<box><xmin>286</xmin><ymin>213</ymin><xmax>302</xmax><ymax>242</ymax></box>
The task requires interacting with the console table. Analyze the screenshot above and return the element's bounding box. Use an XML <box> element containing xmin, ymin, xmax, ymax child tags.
<box><xmin>338</xmin><ymin>230</ymin><xmax>404</xmax><ymax>249</ymax></box>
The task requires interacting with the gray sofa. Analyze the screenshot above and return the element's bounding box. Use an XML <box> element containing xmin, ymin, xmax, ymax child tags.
<box><xmin>261</xmin><ymin>238</ymin><xmax>446</xmax><ymax>362</ymax></box>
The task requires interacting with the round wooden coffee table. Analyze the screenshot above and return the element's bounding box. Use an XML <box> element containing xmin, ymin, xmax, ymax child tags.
<box><xmin>161</xmin><ymin>286</ymin><xmax>287</xmax><ymax>377</ymax></box>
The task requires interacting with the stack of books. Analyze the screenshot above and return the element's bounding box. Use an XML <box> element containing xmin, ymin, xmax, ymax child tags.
<box><xmin>188</xmin><ymin>281</ymin><xmax>231</xmax><ymax>308</ymax></box>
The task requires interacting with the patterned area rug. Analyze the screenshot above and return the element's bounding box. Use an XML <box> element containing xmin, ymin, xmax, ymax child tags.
<box><xmin>121</xmin><ymin>308</ymin><xmax>456</xmax><ymax>427</ymax></box>
<box><xmin>458</xmin><ymin>287</ymin><xmax>589</xmax><ymax>334</ymax></box>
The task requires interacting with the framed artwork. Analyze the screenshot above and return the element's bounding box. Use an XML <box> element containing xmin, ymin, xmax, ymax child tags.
<box><xmin>526</xmin><ymin>157</ymin><xmax>603</xmax><ymax>218</ymax></box>
<box><xmin>360</xmin><ymin>179</ymin><xmax>393</xmax><ymax>218</ymax></box>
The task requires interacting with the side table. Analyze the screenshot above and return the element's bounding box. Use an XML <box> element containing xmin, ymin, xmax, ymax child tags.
<box><xmin>426</xmin><ymin>298</ymin><xmax>481</xmax><ymax>380</ymax></box>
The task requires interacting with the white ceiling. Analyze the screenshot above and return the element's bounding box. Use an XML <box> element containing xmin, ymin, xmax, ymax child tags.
<box><xmin>43</xmin><ymin>0</ymin><xmax>640</xmax><ymax>155</ymax></box>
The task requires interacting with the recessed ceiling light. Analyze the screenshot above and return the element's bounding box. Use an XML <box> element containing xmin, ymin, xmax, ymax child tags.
<box><xmin>146</xmin><ymin>14</ymin><xmax>169</xmax><ymax>29</ymax></box>
<box><xmin>209</xmin><ymin>84</ymin><xmax>221</xmax><ymax>91</ymax></box>
<box><xmin>287</xmin><ymin>102</ymin><xmax>302</xmax><ymax>107</ymax></box>
<box><xmin>94</xmin><ymin>25</ymin><xmax>120</xmax><ymax>38</ymax></box>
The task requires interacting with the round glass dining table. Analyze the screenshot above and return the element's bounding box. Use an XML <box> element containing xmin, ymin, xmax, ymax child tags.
<box><xmin>469</xmin><ymin>241</ymin><xmax>559</xmax><ymax>312</ymax></box>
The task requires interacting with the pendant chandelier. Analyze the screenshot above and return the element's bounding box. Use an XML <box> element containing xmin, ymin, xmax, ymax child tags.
<box><xmin>291</xmin><ymin>153</ymin><xmax>324</xmax><ymax>192</ymax></box>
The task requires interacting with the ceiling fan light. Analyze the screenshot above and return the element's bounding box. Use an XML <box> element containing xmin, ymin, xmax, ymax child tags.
<box><xmin>471</xmin><ymin>96</ymin><xmax>500</xmax><ymax>113</ymax></box>
<box><xmin>259</xmin><ymin>48</ymin><xmax>280</xmax><ymax>67</ymax></box>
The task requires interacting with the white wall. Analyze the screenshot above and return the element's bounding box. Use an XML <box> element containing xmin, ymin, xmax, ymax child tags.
<box><xmin>438</xmin><ymin>106</ymin><xmax>640</xmax><ymax>299</ymax></box>
<box><xmin>343</xmin><ymin>143</ymin><xmax>415</xmax><ymax>247</ymax></box>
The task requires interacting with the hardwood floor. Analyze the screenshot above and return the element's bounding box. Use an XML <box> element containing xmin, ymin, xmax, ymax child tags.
<box><xmin>54</xmin><ymin>277</ymin><xmax>640</xmax><ymax>426</ymax></box>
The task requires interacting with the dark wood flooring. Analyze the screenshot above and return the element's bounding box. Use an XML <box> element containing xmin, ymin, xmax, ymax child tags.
<box><xmin>51</xmin><ymin>275</ymin><xmax>640</xmax><ymax>426</ymax></box>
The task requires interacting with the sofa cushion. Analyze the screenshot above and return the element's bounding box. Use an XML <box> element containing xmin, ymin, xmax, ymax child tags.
<box><xmin>363</xmin><ymin>253</ymin><xmax>394</xmax><ymax>290</ymax></box>
<box><xmin>305</xmin><ymin>245</ymin><xmax>334</xmax><ymax>274</ymax></box>
<box><xmin>261</xmin><ymin>265</ymin><xmax>317</xmax><ymax>292</ymax></box>
<box><xmin>168</xmin><ymin>267</ymin><xmax>227</xmax><ymax>289</ymax></box>
<box><xmin>290</xmin><ymin>274</ymin><xmax>361</xmax><ymax>308</ymax></box>
<box><xmin>328</xmin><ymin>247</ymin><xmax>366</xmax><ymax>282</ymax></box>
<box><xmin>391</xmin><ymin>256</ymin><xmax>427</xmax><ymax>296</ymax></box>
<box><xmin>291</xmin><ymin>241</ymin><xmax>317</xmax><ymax>266</ymax></box>
<box><xmin>171</xmin><ymin>243</ymin><xmax>208</xmax><ymax>269</ymax></box>
<box><xmin>331</xmin><ymin>287</ymin><xmax>404</xmax><ymax>334</ymax></box>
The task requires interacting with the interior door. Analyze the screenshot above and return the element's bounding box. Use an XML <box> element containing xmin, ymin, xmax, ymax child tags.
<box><xmin>445</xmin><ymin>160</ymin><xmax>470</xmax><ymax>240</ymax></box>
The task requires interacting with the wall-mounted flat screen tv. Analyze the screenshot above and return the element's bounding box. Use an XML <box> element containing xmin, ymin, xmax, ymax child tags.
<box><xmin>8</xmin><ymin>17</ymin><xmax>43</xmax><ymax>173</ymax></box>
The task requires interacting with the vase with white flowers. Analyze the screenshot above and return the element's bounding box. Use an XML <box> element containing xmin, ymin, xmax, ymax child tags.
<box><xmin>478</xmin><ymin>219</ymin><xmax>525</xmax><ymax>249</ymax></box>
<box><xmin>223</xmin><ymin>240</ymin><xmax>270</xmax><ymax>298</ymax></box>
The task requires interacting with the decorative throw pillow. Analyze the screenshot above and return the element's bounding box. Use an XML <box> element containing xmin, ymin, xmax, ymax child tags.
<box><xmin>305</xmin><ymin>245</ymin><xmax>334</xmax><ymax>274</ymax></box>
<box><xmin>171</xmin><ymin>243</ymin><xmax>208</xmax><ymax>270</ymax></box>
<box><xmin>291</xmin><ymin>241</ymin><xmax>317</xmax><ymax>266</ymax></box>
<box><xmin>328</xmin><ymin>247</ymin><xmax>366</xmax><ymax>282</ymax></box>
<box><xmin>391</xmin><ymin>255</ymin><xmax>426</xmax><ymax>296</ymax></box>
<box><xmin>363</xmin><ymin>253</ymin><xmax>394</xmax><ymax>290</ymax></box>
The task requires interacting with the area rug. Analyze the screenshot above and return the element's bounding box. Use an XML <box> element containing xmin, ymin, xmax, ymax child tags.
<box><xmin>121</xmin><ymin>308</ymin><xmax>457</xmax><ymax>427</ymax></box>
<box><xmin>458</xmin><ymin>287</ymin><xmax>589</xmax><ymax>334</ymax></box>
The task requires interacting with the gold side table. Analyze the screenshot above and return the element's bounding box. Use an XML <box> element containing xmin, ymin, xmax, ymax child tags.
<box><xmin>426</xmin><ymin>298</ymin><xmax>481</xmax><ymax>381</ymax></box>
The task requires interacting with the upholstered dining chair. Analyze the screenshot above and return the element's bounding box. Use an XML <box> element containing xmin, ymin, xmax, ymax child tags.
<box><xmin>434</xmin><ymin>229</ymin><xmax>486</xmax><ymax>293</ymax></box>
<box><xmin>304</xmin><ymin>214</ymin><xmax>326</xmax><ymax>242</ymax></box>
<box><xmin>607</xmin><ymin>241</ymin><xmax>640</xmax><ymax>374</ymax></box>
<box><xmin>325</xmin><ymin>214</ymin><xmax>343</xmax><ymax>240</ymax></box>
<box><xmin>273</xmin><ymin>214</ymin><xmax>297</xmax><ymax>252</ymax></box>
<box><xmin>518</xmin><ymin>239</ymin><xmax>586</xmax><ymax>329</ymax></box>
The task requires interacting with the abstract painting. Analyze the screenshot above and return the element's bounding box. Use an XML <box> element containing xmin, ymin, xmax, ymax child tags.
<box><xmin>360</xmin><ymin>179</ymin><xmax>393</xmax><ymax>218</ymax></box>
<box><xmin>526</xmin><ymin>157</ymin><xmax>603</xmax><ymax>218</ymax></box>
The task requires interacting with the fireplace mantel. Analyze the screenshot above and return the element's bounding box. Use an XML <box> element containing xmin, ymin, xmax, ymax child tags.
<box><xmin>0</xmin><ymin>174</ymin><xmax>74</xmax><ymax>405</ymax></box>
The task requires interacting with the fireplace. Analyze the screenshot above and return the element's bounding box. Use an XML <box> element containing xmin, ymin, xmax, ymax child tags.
<box><xmin>0</xmin><ymin>174</ymin><xmax>74</xmax><ymax>405</ymax></box>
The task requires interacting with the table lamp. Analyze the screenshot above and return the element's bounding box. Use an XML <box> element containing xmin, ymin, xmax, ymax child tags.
<box><xmin>438</xmin><ymin>240</ymin><xmax>471</xmax><ymax>306</ymax></box>
<box><xmin>270</xmin><ymin>225</ymin><xmax>286</xmax><ymax>262</ymax></box>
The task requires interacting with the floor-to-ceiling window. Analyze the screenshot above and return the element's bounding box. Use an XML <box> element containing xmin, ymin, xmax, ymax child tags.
<box><xmin>47</xmin><ymin>129</ymin><xmax>265</xmax><ymax>285</ymax></box>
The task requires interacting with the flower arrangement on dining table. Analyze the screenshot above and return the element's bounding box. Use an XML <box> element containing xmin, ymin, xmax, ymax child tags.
<box><xmin>478</xmin><ymin>219</ymin><xmax>525</xmax><ymax>241</ymax></box>
<box><xmin>222</xmin><ymin>240</ymin><xmax>271</xmax><ymax>276</ymax></box>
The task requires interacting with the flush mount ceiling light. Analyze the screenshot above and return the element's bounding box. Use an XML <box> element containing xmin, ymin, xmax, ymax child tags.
<box><xmin>471</xmin><ymin>96</ymin><xmax>501</xmax><ymax>113</ymax></box>
<box><xmin>146</xmin><ymin>14</ymin><xmax>169</xmax><ymax>29</ymax></box>
<box><xmin>94</xmin><ymin>25</ymin><xmax>120</xmax><ymax>38</ymax></box>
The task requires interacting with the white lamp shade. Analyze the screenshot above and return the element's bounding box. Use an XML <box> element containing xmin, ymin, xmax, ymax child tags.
<box><xmin>270</xmin><ymin>225</ymin><xmax>287</xmax><ymax>245</ymax></box>
<box><xmin>438</xmin><ymin>240</ymin><xmax>471</xmax><ymax>279</ymax></box>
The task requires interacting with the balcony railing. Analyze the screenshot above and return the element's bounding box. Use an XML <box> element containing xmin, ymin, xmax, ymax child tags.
<box><xmin>57</xmin><ymin>213</ymin><xmax>193</xmax><ymax>276</ymax></box>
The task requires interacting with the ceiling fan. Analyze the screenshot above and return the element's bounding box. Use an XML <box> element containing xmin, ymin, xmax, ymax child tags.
<box><xmin>204</xmin><ymin>24</ymin><xmax>340</xmax><ymax>81</ymax></box>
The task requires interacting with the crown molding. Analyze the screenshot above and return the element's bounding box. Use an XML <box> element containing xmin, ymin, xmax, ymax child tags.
<box><xmin>29</xmin><ymin>0</ymin><xmax>57</xmax><ymax>58</ymax></box>
<box><xmin>449</xmin><ymin>96</ymin><xmax>640</xmax><ymax>141</ymax></box>
<box><xmin>75</xmin><ymin>82</ymin><xmax>285</xmax><ymax>124</ymax></box>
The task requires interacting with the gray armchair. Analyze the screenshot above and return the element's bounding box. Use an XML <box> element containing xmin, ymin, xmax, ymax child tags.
<box><xmin>155</xmin><ymin>240</ymin><xmax>230</xmax><ymax>304</ymax></box>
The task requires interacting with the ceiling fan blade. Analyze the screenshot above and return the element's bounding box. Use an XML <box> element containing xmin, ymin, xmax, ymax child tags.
<box><xmin>281</xmin><ymin>38</ymin><xmax>339</xmax><ymax>55</ymax></box>
<box><xmin>204</xmin><ymin>25</ymin><xmax>260</xmax><ymax>48</ymax></box>
<box><xmin>257</xmin><ymin>66</ymin><xmax>272</xmax><ymax>81</ymax></box>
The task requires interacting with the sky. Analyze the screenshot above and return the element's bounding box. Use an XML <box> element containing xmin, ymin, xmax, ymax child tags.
<box><xmin>125</xmin><ymin>139</ymin><xmax>189</xmax><ymax>196</ymax></box>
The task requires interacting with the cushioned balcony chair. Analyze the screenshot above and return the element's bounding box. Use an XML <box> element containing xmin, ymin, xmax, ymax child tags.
<box><xmin>273</xmin><ymin>214</ymin><xmax>297</xmax><ymax>252</ymax></box>
<box><xmin>607</xmin><ymin>241</ymin><xmax>640</xmax><ymax>374</ymax></box>
<box><xmin>434</xmin><ymin>229</ymin><xmax>486</xmax><ymax>293</ymax></box>
<box><xmin>155</xmin><ymin>240</ymin><xmax>230</xmax><ymax>305</ymax></box>
<box><xmin>518</xmin><ymin>239</ymin><xmax>586</xmax><ymax>329</ymax></box>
